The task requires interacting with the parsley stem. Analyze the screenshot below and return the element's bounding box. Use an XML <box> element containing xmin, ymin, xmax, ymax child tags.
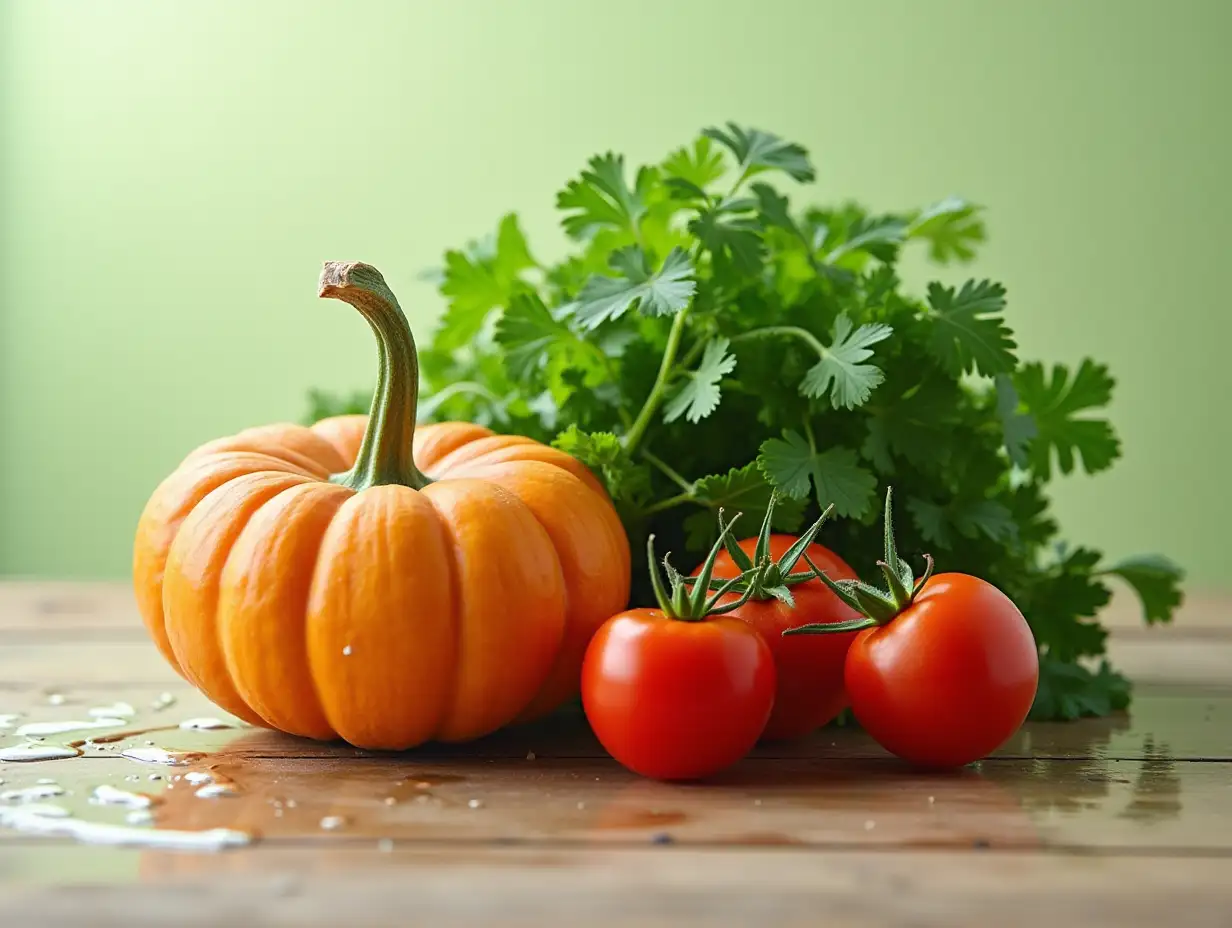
<box><xmin>643</xmin><ymin>450</ymin><xmax>695</xmax><ymax>493</ymax></box>
<box><xmin>730</xmin><ymin>325</ymin><xmax>827</xmax><ymax>359</ymax></box>
<box><xmin>640</xmin><ymin>490</ymin><xmax>695</xmax><ymax>517</ymax></box>
<box><xmin>416</xmin><ymin>381</ymin><xmax>502</xmax><ymax>421</ymax></box>
<box><xmin>622</xmin><ymin>308</ymin><xmax>691</xmax><ymax>454</ymax></box>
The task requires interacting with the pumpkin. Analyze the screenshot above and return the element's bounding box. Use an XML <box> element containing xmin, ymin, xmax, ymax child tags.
<box><xmin>133</xmin><ymin>261</ymin><xmax>631</xmax><ymax>749</ymax></box>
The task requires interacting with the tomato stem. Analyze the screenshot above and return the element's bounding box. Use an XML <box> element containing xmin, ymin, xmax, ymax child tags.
<box><xmin>647</xmin><ymin>515</ymin><xmax>756</xmax><ymax>622</ymax></box>
<box><xmin>783</xmin><ymin>487</ymin><xmax>937</xmax><ymax>637</ymax></box>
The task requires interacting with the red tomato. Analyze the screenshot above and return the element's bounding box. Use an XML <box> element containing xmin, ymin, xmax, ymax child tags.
<box><xmin>700</xmin><ymin>534</ymin><xmax>861</xmax><ymax>740</ymax></box>
<box><xmin>844</xmin><ymin>572</ymin><xmax>1038</xmax><ymax>768</ymax></box>
<box><xmin>581</xmin><ymin>609</ymin><xmax>776</xmax><ymax>781</ymax></box>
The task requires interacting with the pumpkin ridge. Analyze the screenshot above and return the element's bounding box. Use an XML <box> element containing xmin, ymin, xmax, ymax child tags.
<box><xmin>218</xmin><ymin>481</ymin><xmax>347</xmax><ymax>740</ymax></box>
<box><xmin>134</xmin><ymin>450</ymin><xmax>322</xmax><ymax>677</ymax></box>
<box><xmin>417</xmin><ymin>485</ymin><xmax>467</xmax><ymax>743</ymax></box>
<box><xmin>163</xmin><ymin>472</ymin><xmax>311</xmax><ymax>727</ymax></box>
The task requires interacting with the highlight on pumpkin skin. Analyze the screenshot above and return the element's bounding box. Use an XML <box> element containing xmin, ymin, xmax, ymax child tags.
<box><xmin>130</xmin><ymin>260</ymin><xmax>632</xmax><ymax>750</ymax></box>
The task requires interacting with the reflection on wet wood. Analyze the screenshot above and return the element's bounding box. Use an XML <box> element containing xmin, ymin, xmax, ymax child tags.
<box><xmin>1</xmin><ymin>580</ymin><xmax>1231</xmax><ymax>925</ymax></box>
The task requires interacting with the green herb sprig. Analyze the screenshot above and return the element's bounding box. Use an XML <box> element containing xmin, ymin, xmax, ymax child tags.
<box><xmin>307</xmin><ymin>123</ymin><xmax>1183</xmax><ymax>721</ymax></box>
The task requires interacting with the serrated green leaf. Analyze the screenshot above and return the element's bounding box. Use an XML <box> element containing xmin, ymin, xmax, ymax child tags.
<box><xmin>1026</xmin><ymin>547</ymin><xmax>1111</xmax><ymax>662</ymax></box>
<box><xmin>662</xmin><ymin>136</ymin><xmax>726</xmax><ymax>191</ymax></box>
<box><xmin>1014</xmin><ymin>359</ymin><xmax>1121</xmax><ymax>480</ymax></box>
<box><xmin>690</xmin><ymin>206</ymin><xmax>763</xmax><ymax>278</ymax></box>
<box><xmin>861</xmin><ymin>378</ymin><xmax>961</xmax><ymax>474</ymax></box>
<box><xmin>925</xmin><ymin>279</ymin><xmax>1017</xmax><ymax>378</ymax></box>
<box><xmin>757</xmin><ymin>431</ymin><xmax>877</xmax><ymax>518</ymax></box>
<box><xmin>995</xmin><ymin>374</ymin><xmax>1037</xmax><ymax>469</ymax></box>
<box><xmin>682</xmin><ymin>463</ymin><xmax>806</xmax><ymax>550</ymax></box>
<box><xmin>435</xmin><ymin>213</ymin><xmax>536</xmax><ymax>351</ymax></box>
<box><xmin>825</xmin><ymin>216</ymin><xmax>907</xmax><ymax>264</ymax></box>
<box><xmin>664</xmin><ymin>337</ymin><xmax>737</xmax><ymax>424</ymax></box>
<box><xmin>1099</xmin><ymin>554</ymin><xmax>1184</xmax><ymax>625</ymax></box>
<box><xmin>552</xmin><ymin>426</ymin><xmax>651</xmax><ymax>504</ymax></box>
<box><xmin>800</xmin><ymin>315</ymin><xmax>893</xmax><ymax>409</ymax></box>
<box><xmin>702</xmin><ymin>122</ymin><xmax>815</xmax><ymax>183</ymax></box>
<box><xmin>907</xmin><ymin>497</ymin><xmax>950</xmax><ymax>546</ymax></box>
<box><xmin>494</xmin><ymin>293</ymin><xmax>570</xmax><ymax>381</ymax></box>
<box><xmin>557</xmin><ymin>153</ymin><xmax>656</xmax><ymax>240</ymax></box>
<box><xmin>751</xmin><ymin>182</ymin><xmax>799</xmax><ymax>236</ymax></box>
<box><xmin>909</xmin><ymin>197</ymin><xmax>986</xmax><ymax>264</ymax></box>
<box><xmin>1030</xmin><ymin>657</ymin><xmax>1130</xmax><ymax>721</ymax></box>
<box><xmin>572</xmin><ymin>247</ymin><xmax>695</xmax><ymax>328</ymax></box>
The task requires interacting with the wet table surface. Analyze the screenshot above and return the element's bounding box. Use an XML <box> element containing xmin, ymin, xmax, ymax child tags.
<box><xmin>1</xmin><ymin>583</ymin><xmax>1230</xmax><ymax>926</ymax></box>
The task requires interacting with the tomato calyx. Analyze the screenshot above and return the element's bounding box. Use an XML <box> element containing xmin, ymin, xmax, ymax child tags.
<box><xmin>649</xmin><ymin>514</ymin><xmax>758</xmax><ymax>622</ymax></box>
<box><xmin>702</xmin><ymin>492</ymin><xmax>837</xmax><ymax>607</ymax></box>
<box><xmin>784</xmin><ymin>487</ymin><xmax>935</xmax><ymax>636</ymax></box>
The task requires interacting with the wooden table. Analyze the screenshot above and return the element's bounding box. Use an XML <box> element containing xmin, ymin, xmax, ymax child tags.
<box><xmin>1</xmin><ymin>582</ymin><xmax>1230</xmax><ymax>926</ymax></box>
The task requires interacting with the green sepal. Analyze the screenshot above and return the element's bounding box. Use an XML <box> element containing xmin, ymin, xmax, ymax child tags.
<box><xmin>784</xmin><ymin>487</ymin><xmax>936</xmax><ymax>637</ymax></box>
<box><xmin>648</xmin><ymin>513</ymin><xmax>755</xmax><ymax>621</ymax></box>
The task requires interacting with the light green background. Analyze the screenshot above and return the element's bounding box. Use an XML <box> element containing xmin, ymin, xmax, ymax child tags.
<box><xmin>1</xmin><ymin>0</ymin><xmax>1228</xmax><ymax>589</ymax></box>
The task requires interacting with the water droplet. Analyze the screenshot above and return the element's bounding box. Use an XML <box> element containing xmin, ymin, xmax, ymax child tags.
<box><xmin>183</xmin><ymin>771</ymin><xmax>213</xmax><ymax>785</ymax></box>
<box><xmin>46</xmin><ymin>693</ymin><xmax>66</xmax><ymax>707</ymax></box>
<box><xmin>576</xmin><ymin>801</ymin><xmax>586</xmax><ymax>810</ymax></box>
<box><xmin>0</xmin><ymin>742</ymin><xmax>81</xmax><ymax>762</ymax></box>
<box><xmin>120</xmin><ymin>747</ymin><xmax>204</xmax><ymax>766</ymax></box>
<box><xmin>378</xmin><ymin>838</ymin><xmax>393</xmax><ymax>853</ymax></box>
<box><xmin>0</xmin><ymin>804</ymin><xmax>251</xmax><ymax>850</ymax></box>
<box><xmin>35</xmin><ymin>778</ymin><xmax>55</xmax><ymax>785</ymax></box>
<box><xmin>467</xmin><ymin>799</ymin><xmax>484</xmax><ymax>809</ymax></box>
<box><xmin>526</xmin><ymin>751</ymin><xmax>536</xmax><ymax>761</ymax></box>
<box><xmin>15</xmin><ymin>718</ymin><xmax>126</xmax><ymax>737</ymax></box>
<box><xmin>928</xmin><ymin>796</ymin><xmax>936</xmax><ymax>805</ymax></box>
<box><xmin>151</xmin><ymin>692</ymin><xmax>177</xmax><ymax>712</ymax></box>
<box><xmin>88</xmin><ymin>702</ymin><xmax>135</xmax><ymax>719</ymax></box>
<box><xmin>178</xmin><ymin>718</ymin><xmax>232</xmax><ymax>731</ymax></box>
<box><xmin>319</xmin><ymin>815</ymin><xmax>346</xmax><ymax>830</ymax></box>
<box><xmin>91</xmin><ymin>785</ymin><xmax>156</xmax><ymax>809</ymax></box>
<box><xmin>195</xmin><ymin>783</ymin><xmax>238</xmax><ymax>799</ymax></box>
<box><xmin>1</xmin><ymin>784</ymin><xmax>66</xmax><ymax>803</ymax></box>
<box><xmin>414</xmin><ymin>781</ymin><xmax>432</xmax><ymax>790</ymax></box>
<box><xmin>273</xmin><ymin>808</ymin><xmax>284</xmax><ymax>817</ymax></box>
<box><xmin>753</xmin><ymin>799</ymin><xmax>762</xmax><ymax>806</ymax></box>
<box><xmin>651</xmin><ymin>832</ymin><xmax>674</xmax><ymax>845</ymax></box>
<box><xmin>125</xmin><ymin>775</ymin><xmax>139</xmax><ymax>782</ymax></box>
<box><xmin>285</xmin><ymin>799</ymin><xmax>298</xmax><ymax>808</ymax></box>
<box><xmin>144</xmin><ymin>740</ymin><xmax>155</xmax><ymax>746</ymax></box>
<box><xmin>0</xmin><ymin>714</ymin><xmax>21</xmax><ymax>729</ymax></box>
<box><xmin>342</xmin><ymin>645</ymin><xmax>353</xmax><ymax>656</ymax></box>
<box><xmin>864</xmin><ymin>820</ymin><xmax>876</xmax><ymax>831</ymax></box>
<box><xmin>126</xmin><ymin>810</ymin><xmax>154</xmax><ymax>826</ymax></box>
<box><xmin>383</xmin><ymin>797</ymin><xmax>397</xmax><ymax>806</ymax></box>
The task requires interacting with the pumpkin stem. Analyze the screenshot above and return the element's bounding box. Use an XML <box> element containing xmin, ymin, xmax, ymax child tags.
<box><xmin>318</xmin><ymin>261</ymin><xmax>431</xmax><ymax>491</ymax></box>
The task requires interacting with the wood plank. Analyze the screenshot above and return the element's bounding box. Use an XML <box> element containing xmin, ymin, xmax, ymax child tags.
<box><xmin>1</xmin><ymin>845</ymin><xmax>1230</xmax><ymax>927</ymax></box>
<box><xmin>3</xmin><ymin>746</ymin><xmax>1229</xmax><ymax>853</ymax></box>
<box><xmin>4</xmin><ymin>687</ymin><xmax>1231</xmax><ymax>763</ymax></box>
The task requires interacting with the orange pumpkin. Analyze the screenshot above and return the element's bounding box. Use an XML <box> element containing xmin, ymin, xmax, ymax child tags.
<box><xmin>133</xmin><ymin>261</ymin><xmax>631</xmax><ymax>749</ymax></box>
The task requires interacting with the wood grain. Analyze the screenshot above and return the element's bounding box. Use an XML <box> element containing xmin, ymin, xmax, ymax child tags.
<box><xmin>1</xmin><ymin>580</ymin><xmax>1231</xmax><ymax>927</ymax></box>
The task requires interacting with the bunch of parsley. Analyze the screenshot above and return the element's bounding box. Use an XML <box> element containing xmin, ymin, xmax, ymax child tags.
<box><xmin>308</xmin><ymin>123</ymin><xmax>1183</xmax><ymax>721</ymax></box>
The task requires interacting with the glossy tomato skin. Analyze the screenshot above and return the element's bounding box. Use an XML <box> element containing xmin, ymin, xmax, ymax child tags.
<box><xmin>845</xmin><ymin>573</ymin><xmax>1039</xmax><ymax>768</ymax></box>
<box><xmin>581</xmin><ymin>609</ymin><xmax>776</xmax><ymax>780</ymax></box>
<box><xmin>702</xmin><ymin>534</ymin><xmax>861</xmax><ymax>740</ymax></box>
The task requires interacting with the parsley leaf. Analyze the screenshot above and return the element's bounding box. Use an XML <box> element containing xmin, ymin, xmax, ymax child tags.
<box><xmin>1099</xmin><ymin>554</ymin><xmax>1184</xmax><ymax>625</ymax></box>
<box><xmin>435</xmin><ymin>213</ymin><xmax>536</xmax><ymax>351</ymax></box>
<box><xmin>552</xmin><ymin>426</ymin><xmax>651</xmax><ymax>505</ymax></box>
<box><xmin>690</xmin><ymin>203</ymin><xmax>763</xmax><ymax>278</ymax></box>
<box><xmin>1026</xmin><ymin>546</ymin><xmax>1112</xmax><ymax>662</ymax></box>
<box><xmin>1030</xmin><ymin>657</ymin><xmax>1130</xmax><ymax>721</ymax></box>
<box><xmin>800</xmin><ymin>315</ymin><xmax>893</xmax><ymax>409</ymax></box>
<box><xmin>494</xmin><ymin>293</ymin><xmax>571</xmax><ymax>381</ymax></box>
<box><xmin>664</xmin><ymin>337</ymin><xmax>737</xmax><ymax>423</ymax></box>
<box><xmin>825</xmin><ymin>216</ymin><xmax>907</xmax><ymax>264</ymax></box>
<box><xmin>662</xmin><ymin>136</ymin><xmax>726</xmax><ymax>192</ymax></box>
<box><xmin>758</xmin><ymin>431</ymin><xmax>877</xmax><ymax>518</ymax></box>
<box><xmin>909</xmin><ymin>197</ymin><xmax>986</xmax><ymax>264</ymax></box>
<box><xmin>682</xmin><ymin>463</ymin><xmax>806</xmax><ymax>549</ymax></box>
<box><xmin>557</xmin><ymin>153</ymin><xmax>655</xmax><ymax>240</ymax></box>
<box><xmin>702</xmin><ymin>122</ymin><xmax>815</xmax><ymax>183</ymax></box>
<box><xmin>925</xmin><ymin>279</ymin><xmax>1017</xmax><ymax>378</ymax></box>
<box><xmin>1014</xmin><ymin>359</ymin><xmax>1121</xmax><ymax>479</ymax></box>
<box><xmin>907</xmin><ymin>496</ymin><xmax>1017</xmax><ymax>547</ymax></box>
<box><xmin>572</xmin><ymin>247</ymin><xmax>696</xmax><ymax>328</ymax></box>
<box><xmin>995</xmin><ymin>374</ymin><xmax>1037</xmax><ymax>469</ymax></box>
